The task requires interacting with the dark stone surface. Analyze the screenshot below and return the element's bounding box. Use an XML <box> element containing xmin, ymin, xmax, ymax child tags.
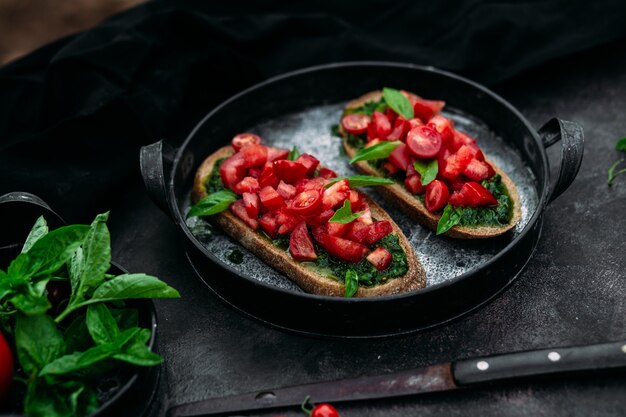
<box><xmin>108</xmin><ymin>39</ymin><xmax>626</xmax><ymax>416</ymax></box>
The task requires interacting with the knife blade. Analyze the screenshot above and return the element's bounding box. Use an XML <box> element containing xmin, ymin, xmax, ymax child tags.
<box><xmin>167</xmin><ymin>340</ymin><xmax>626</xmax><ymax>417</ymax></box>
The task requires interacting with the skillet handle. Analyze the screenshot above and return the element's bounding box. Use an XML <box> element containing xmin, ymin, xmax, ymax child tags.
<box><xmin>140</xmin><ymin>140</ymin><xmax>176</xmax><ymax>220</ymax></box>
<box><xmin>538</xmin><ymin>118</ymin><xmax>584</xmax><ymax>205</ymax></box>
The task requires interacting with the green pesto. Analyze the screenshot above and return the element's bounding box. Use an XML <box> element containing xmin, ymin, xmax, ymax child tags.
<box><xmin>344</xmin><ymin>98</ymin><xmax>388</xmax><ymax>117</ymax></box>
<box><xmin>206</xmin><ymin>158</ymin><xmax>227</xmax><ymax>194</ymax></box>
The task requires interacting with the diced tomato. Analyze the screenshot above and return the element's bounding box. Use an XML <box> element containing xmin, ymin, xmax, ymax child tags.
<box><xmin>248</xmin><ymin>166</ymin><xmax>263</xmax><ymax>178</ymax></box>
<box><xmin>348</xmin><ymin>190</ymin><xmax>365</xmax><ymax>211</ymax></box>
<box><xmin>407</xmin><ymin>118</ymin><xmax>424</xmax><ymax>131</ymax></box>
<box><xmin>372</xmin><ymin>111</ymin><xmax>392</xmax><ymax>140</ymax></box>
<box><xmin>356</xmin><ymin>207</ymin><xmax>373</xmax><ymax>225</ymax></box>
<box><xmin>258</xmin><ymin>163</ymin><xmax>280</xmax><ymax>188</ymax></box>
<box><xmin>400</xmin><ymin>90</ymin><xmax>420</xmax><ymax>106</ymax></box>
<box><xmin>412</xmin><ymin>98</ymin><xmax>445</xmax><ymax>123</ymax></box>
<box><xmin>404</xmin><ymin>174</ymin><xmax>424</xmax><ymax>195</ymax></box>
<box><xmin>313</xmin><ymin>232</ymin><xmax>370</xmax><ymax>263</ymax></box>
<box><xmin>389</xmin><ymin>142</ymin><xmax>412</xmax><ymax>171</ymax></box>
<box><xmin>295</xmin><ymin>177</ymin><xmax>327</xmax><ymax>193</ymax></box>
<box><xmin>367</xmin><ymin>120</ymin><xmax>378</xmax><ymax>141</ymax></box>
<box><xmin>303</xmin><ymin>209</ymin><xmax>334</xmax><ymax>227</ymax></box>
<box><xmin>326</xmin><ymin>221</ymin><xmax>350</xmax><ymax>237</ymax></box>
<box><xmin>259</xmin><ymin>212</ymin><xmax>279</xmax><ymax>238</ymax></box>
<box><xmin>366</xmin><ymin>248</ymin><xmax>392</xmax><ymax>271</ymax></box>
<box><xmin>363</xmin><ymin>220</ymin><xmax>393</xmax><ymax>245</ymax></box>
<box><xmin>230</xmin><ymin>199</ymin><xmax>258</xmax><ymax>230</ymax></box>
<box><xmin>441</xmin><ymin>145</ymin><xmax>475</xmax><ymax>180</ymax></box>
<box><xmin>463</xmin><ymin>159</ymin><xmax>496</xmax><ymax>181</ymax></box>
<box><xmin>406</xmin><ymin>125</ymin><xmax>442</xmax><ymax>159</ymax></box>
<box><xmin>428</xmin><ymin>115</ymin><xmax>454</xmax><ymax>147</ymax></box>
<box><xmin>273</xmin><ymin>160</ymin><xmax>308</xmax><ymax>184</ymax></box>
<box><xmin>295</xmin><ymin>153</ymin><xmax>320</xmax><ymax>175</ymax></box>
<box><xmin>449</xmin><ymin>191</ymin><xmax>464</xmax><ymax>207</ymax></box>
<box><xmin>276</xmin><ymin>209</ymin><xmax>302</xmax><ymax>234</ymax></box>
<box><xmin>289</xmin><ymin>189</ymin><xmax>322</xmax><ymax>215</ymax></box>
<box><xmin>242</xmin><ymin>192</ymin><xmax>260</xmax><ymax>218</ymax></box>
<box><xmin>446</xmin><ymin>176</ymin><xmax>467</xmax><ymax>192</ymax></box>
<box><xmin>277</xmin><ymin>181</ymin><xmax>297</xmax><ymax>200</ymax></box>
<box><xmin>341</xmin><ymin>113</ymin><xmax>371</xmax><ymax>135</ymax></box>
<box><xmin>345</xmin><ymin>220</ymin><xmax>369</xmax><ymax>242</ymax></box>
<box><xmin>318</xmin><ymin>167</ymin><xmax>338</xmax><ymax>179</ymax></box>
<box><xmin>266</xmin><ymin>146</ymin><xmax>290</xmax><ymax>162</ymax></box>
<box><xmin>386</xmin><ymin>122</ymin><xmax>406</xmax><ymax>142</ymax></box>
<box><xmin>239</xmin><ymin>144</ymin><xmax>267</xmax><ymax>168</ymax></box>
<box><xmin>220</xmin><ymin>153</ymin><xmax>247</xmax><ymax>189</ymax></box>
<box><xmin>289</xmin><ymin>222</ymin><xmax>317</xmax><ymax>261</ymax></box>
<box><xmin>425</xmin><ymin>180</ymin><xmax>449</xmax><ymax>212</ymax></box>
<box><xmin>231</xmin><ymin>133</ymin><xmax>261</xmax><ymax>151</ymax></box>
<box><xmin>463</xmin><ymin>182</ymin><xmax>498</xmax><ymax>206</ymax></box>
<box><xmin>259</xmin><ymin>186</ymin><xmax>286</xmax><ymax>211</ymax></box>
<box><xmin>365</xmin><ymin>138</ymin><xmax>381</xmax><ymax>148</ymax></box>
<box><xmin>322</xmin><ymin>179</ymin><xmax>350</xmax><ymax>209</ymax></box>
<box><xmin>449</xmin><ymin>130</ymin><xmax>478</xmax><ymax>152</ymax></box>
<box><xmin>233</xmin><ymin>176</ymin><xmax>260</xmax><ymax>194</ymax></box>
<box><xmin>385</xmin><ymin>107</ymin><xmax>398</xmax><ymax>125</ymax></box>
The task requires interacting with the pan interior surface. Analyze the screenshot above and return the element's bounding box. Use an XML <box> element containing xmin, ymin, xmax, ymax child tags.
<box><xmin>184</xmin><ymin>101</ymin><xmax>539</xmax><ymax>293</ymax></box>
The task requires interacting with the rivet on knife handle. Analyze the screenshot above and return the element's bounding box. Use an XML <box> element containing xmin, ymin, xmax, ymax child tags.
<box><xmin>452</xmin><ymin>340</ymin><xmax>626</xmax><ymax>385</ymax></box>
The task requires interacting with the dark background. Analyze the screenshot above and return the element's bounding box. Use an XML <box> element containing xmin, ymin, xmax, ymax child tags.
<box><xmin>1</xmin><ymin>1</ymin><xmax>626</xmax><ymax>416</ymax></box>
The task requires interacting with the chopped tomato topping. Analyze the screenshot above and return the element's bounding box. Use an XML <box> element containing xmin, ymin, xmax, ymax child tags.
<box><xmin>366</xmin><ymin>120</ymin><xmax>378</xmax><ymax>141</ymax></box>
<box><xmin>322</xmin><ymin>179</ymin><xmax>350</xmax><ymax>209</ymax></box>
<box><xmin>385</xmin><ymin>107</ymin><xmax>398</xmax><ymax>125</ymax></box>
<box><xmin>289</xmin><ymin>222</ymin><xmax>317</xmax><ymax>261</ymax></box>
<box><xmin>366</xmin><ymin>248</ymin><xmax>392</xmax><ymax>271</ymax></box>
<box><xmin>451</xmin><ymin>182</ymin><xmax>498</xmax><ymax>207</ymax></box>
<box><xmin>258</xmin><ymin>163</ymin><xmax>280</xmax><ymax>188</ymax></box>
<box><xmin>266</xmin><ymin>146</ymin><xmax>290</xmax><ymax>162</ymax></box>
<box><xmin>231</xmin><ymin>133</ymin><xmax>261</xmax><ymax>151</ymax></box>
<box><xmin>356</xmin><ymin>207</ymin><xmax>373</xmax><ymax>225</ymax></box>
<box><xmin>341</xmin><ymin>113</ymin><xmax>371</xmax><ymax>135</ymax></box>
<box><xmin>363</xmin><ymin>220</ymin><xmax>393</xmax><ymax>246</ymax></box>
<box><xmin>276</xmin><ymin>208</ymin><xmax>302</xmax><ymax>234</ymax></box>
<box><xmin>277</xmin><ymin>181</ymin><xmax>297</xmax><ymax>200</ymax></box>
<box><xmin>230</xmin><ymin>200</ymin><xmax>258</xmax><ymax>230</ymax></box>
<box><xmin>372</xmin><ymin>111</ymin><xmax>392</xmax><ymax>140</ymax></box>
<box><xmin>259</xmin><ymin>186</ymin><xmax>286</xmax><ymax>211</ymax></box>
<box><xmin>295</xmin><ymin>154</ymin><xmax>320</xmax><ymax>175</ymax></box>
<box><xmin>389</xmin><ymin>142</ymin><xmax>412</xmax><ymax>171</ymax></box>
<box><xmin>303</xmin><ymin>209</ymin><xmax>334</xmax><ymax>226</ymax></box>
<box><xmin>239</xmin><ymin>144</ymin><xmax>268</xmax><ymax>168</ymax></box>
<box><xmin>318</xmin><ymin>167</ymin><xmax>338</xmax><ymax>179</ymax></box>
<box><xmin>326</xmin><ymin>221</ymin><xmax>350</xmax><ymax>237</ymax></box>
<box><xmin>428</xmin><ymin>115</ymin><xmax>454</xmax><ymax>147</ymax></box>
<box><xmin>295</xmin><ymin>177</ymin><xmax>326</xmax><ymax>193</ymax></box>
<box><xmin>289</xmin><ymin>189</ymin><xmax>322</xmax><ymax>216</ymax></box>
<box><xmin>242</xmin><ymin>192</ymin><xmax>260</xmax><ymax>218</ymax></box>
<box><xmin>463</xmin><ymin>159</ymin><xmax>495</xmax><ymax>181</ymax></box>
<box><xmin>412</xmin><ymin>98</ymin><xmax>445</xmax><ymax>123</ymax></box>
<box><xmin>425</xmin><ymin>180</ymin><xmax>449</xmax><ymax>212</ymax></box>
<box><xmin>441</xmin><ymin>145</ymin><xmax>474</xmax><ymax>179</ymax></box>
<box><xmin>233</xmin><ymin>176</ymin><xmax>260</xmax><ymax>194</ymax></box>
<box><xmin>312</xmin><ymin>232</ymin><xmax>370</xmax><ymax>263</ymax></box>
<box><xmin>348</xmin><ymin>190</ymin><xmax>365</xmax><ymax>211</ymax></box>
<box><xmin>406</xmin><ymin>125</ymin><xmax>442</xmax><ymax>159</ymax></box>
<box><xmin>259</xmin><ymin>212</ymin><xmax>279</xmax><ymax>238</ymax></box>
<box><xmin>273</xmin><ymin>160</ymin><xmax>308</xmax><ymax>184</ymax></box>
<box><xmin>404</xmin><ymin>174</ymin><xmax>424</xmax><ymax>195</ymax></box>
<box><xmin>220</xmin><ymin>153</ymin><xmax>247</xmax><ymax>189</ymax></box>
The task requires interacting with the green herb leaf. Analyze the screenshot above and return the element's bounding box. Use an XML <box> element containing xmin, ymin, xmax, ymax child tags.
<box><xmin>113</xmin><ymin>328</ymin><xmax>161</xmax><ymax>366</ymax></box>
<box><xmin>345</xmin><ymin>98</ymin><xmax>387</xmax><ymax>117</ymax></box>
<box><xmin>187</xmin><ymin>190</ymin><xmax>238</xmax><ymax>218</ymax></box>
<box><xmin>86</xmin><ymin>304</ymin><xmax>119</xmax><ymax>345</ymax></box>
<box><xmin>349</xmin><ymin>141</ymin><xmax>401</xmax><ymax>164</ymax></box>
<box><xmin>24</xmin><ymin>379</ymin><xmax>96</xmax><ymax>417</ymax></box>
<box><xmin>413</xmin><ymin>159</ymin><xmax>439</xmax><ymax>186</ymax></box>
<box><xmin>608</xmin><ymin>159</ymin><xmax>626</xmax><ymax>186</ymax></box>
<box><xmin>72</xmin><ymin>213</ymin><xmax>111</xmax><ymax>301</ymax></box>
<box><xmin>110</xmin><ymin>308</ymin><xmax>139</xmax><ymax>331</ymax></box>
<box><xmin>436</xmin><ymin>204</ymin><xmax>462</xmax><ymax>235</ymax></box>
<box><xmin>328</xmin><ymin>200</ymin><xmax>364</xmax><ymax>224</ymax></box>
<box><xmin>288</xmin><ymin>146</ymin><xmax>301</xmax><ymax>161</ymax></box>
<box><xmin>325</xmin><ymin>175</ymin><xmax>395</xmax><ymax>188</ymax></box>
<box><xmin>9</xmin><ymin>292</ymin><xmax>51</xmax><ymax>316</ymax></box>
<box><xmin>344</xmin><ymin>270</ymin><xmax>359</xmax><ymax>298</ymax></box>
<box><xmin>382</xmin><ymin>87</ymin><xmax>414</xmax><ymax>119</ymax></box>
<box><xmin>91</xmin><ymin>274</ymin><xmax>180</xmax><ymax>301</ymax></box>
<box><xmin>22</xmin><ymin>216</ymin><xmax>48</xmax><ymax>254</ymax></box>
<box><xmin>64</xmin><ymin>314</ymin><xmax>94</xmax><ymax>353</ymax></box>
<box><xmin>616</xmin><ymin>137</ymin><xmax>626</xmax><ymax>152</ymax></box>
<box><xmin>15</xmin><ymin>313</ymin><xmax>65</xmax><ymax>375</ymax></box>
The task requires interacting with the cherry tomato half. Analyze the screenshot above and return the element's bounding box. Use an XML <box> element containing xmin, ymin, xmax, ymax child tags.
<box><xmin>231</xmin><ymin>133</ymin><xmax>261</xmax><ymax>151</ymax></box>
<box><xmin>341</xmin><ymin>113</ymin><xmax>371</xmax><ymax>135</ymax></box>
<box><xmin>406</xmin><ymin>125</ymin><xmax>442</xmax><ymax>159</ymax></box>
<box><xmin>0</xmin><ymin>331</ymin><xmax>13</xmax><ymax>400</ymax></box>
<box><xmin>425</xmin><ymin>179</ymin><xmax>449</xmax><ymax>212</ymax></box>
<box><xmin>311</xmin><ymin>403</ymin><xmax>340</xmax><ymax>417</ymax></box>
<box><xmin>289</xmin><ymin>190</ymin><xmax>322</xmax><ymax>216</ymax></box>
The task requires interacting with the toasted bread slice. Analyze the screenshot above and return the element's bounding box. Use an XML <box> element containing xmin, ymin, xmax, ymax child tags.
<box><xmin>340</xmin><ymin>91</ymin><xmax>521</xmax><ymax>239</ymax></box>
<box><xmin>191</xmin><ymin>146</ymin><xmax>426</xmax><ymax>297</ymax></box>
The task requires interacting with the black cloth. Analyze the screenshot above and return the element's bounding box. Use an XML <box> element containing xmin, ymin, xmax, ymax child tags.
<box><xmin>1</xmin><ymin>0</ymin><xmax>625</xmax><ymax>222</ymax></box>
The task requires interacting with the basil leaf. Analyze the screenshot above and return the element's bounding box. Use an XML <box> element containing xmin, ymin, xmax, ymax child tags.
<box><xmin>15</xmin><ymin>313</ymin><xmax>65</xmax><ymax>375</ymax></box>
<box><xmin>111</xmin><ymin>308</ymin><xmax>139</xmax><ymax>331</ymax></box>
<box><xmin>9</xmin><ymin>292</ymin><xmax>51</xmax><ymax>316</ymax></box>
<box><xmin>72</xmin><ymin>213</ymin><xmax>111</xmax><ymax>301</ymax></box>
<box><xmin>349</xmin><ymin>141</ymin><xmax>401</xmax><ymax>164</ymax></box>
<box><xmin>616</xmin><ymin>137</ymin><xmax>626</xmax><ymax>152</ymax></box>
<box><xmin>24</xmin><ymin>380</ymin><xmax>93</xmax><ymax>417</ymax></box>
<box><xmin>413</xmin><ymin>159</ymin><xmax>439</xmax><ymax>186</ymax></box>
<box><xmin>344</xmin><ymin>270</ymin><xmax>359</xmax><ymax>298</ymax></box>
<box><xmin>607</xmin><ymin>159</ymin><xmax>626</xmax><ymax>186</ymax></box>
<box><xmin>382</xmin><ymin>87</ymin><xmax>414</xmax><ymax>119</ymax></box>
<box><xmin>64</xmin><ymin>314</ymin><xmax>94</xmax><ymax>353</ymax></box>
<box><xmin>436</xmin><ymin>204</ymin><xmax>462</xmax><ymax>235</ymax></box>
<box><xmin>325</xmin><ymin>175</ymin><xmax>395</xmax><ymax>188</ymax></box>
<box><xmin>91</xmin><ymin>273</ymin><xmax>180</xmax><ymax>301</ymax></box>
<box><xmin>329</xmin><ymin>200</ymin><xmax>364</xmax><ymax>224</ymax></box>
<box><xmin>187</xmin><ymin>190</ymin><xmax>238</xmax><ymax>218</ymax></box>
<box><xmin>86</xmin><ymin>304</ymin><xmax>119</xmax><ymax>345</ymax></box>
<box><xmin>22</xmin><ymin>216</ymin><xmax>48</xmax><ymax>254</ymax></box>
<box><xmin>113</xmin><ymin>328</ymin><xmax>161</xmax><ymax>366</ymax></box>
<box><xmin>288</xmin><ymin>146</ymin><xmax>300</xmax><ymax>161</ymax></box>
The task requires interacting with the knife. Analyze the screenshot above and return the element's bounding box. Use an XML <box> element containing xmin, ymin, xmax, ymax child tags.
<box><xmin>167</xmin><ymin>340</ymin><xmax>626</xmax><ymax>417</ymax></box>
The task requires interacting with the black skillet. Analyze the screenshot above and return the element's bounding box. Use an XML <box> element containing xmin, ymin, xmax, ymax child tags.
<box><xmin>0</xmin><ymin>192</ymin><xmax>160</xmax><ymax>417</ymax></box>
<box><xmin>140</xmin><ymin>62</ymin><xmax>584</xmax><ymax>338</ymax></box>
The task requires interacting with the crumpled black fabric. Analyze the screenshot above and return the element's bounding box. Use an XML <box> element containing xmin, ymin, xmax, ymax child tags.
<box><xmin>1</xmin><ymin>0</ymin><xmax>625</xmax><ymax>222</ymax></box>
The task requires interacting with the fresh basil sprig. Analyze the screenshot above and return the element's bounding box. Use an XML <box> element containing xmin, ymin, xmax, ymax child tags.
<box><xmin>329</xmin><ymin>200</ymin><xmax>364</xmax><ymax>224</ymax></box>
<box><xmin>349</xmin><ymin>141</ymin><xmax>401</xmax><ymax>164</ymax></box>
<box><xmin>325</xmin><ymin>175</ymin><xmax>395</xmax><ymax>188</ymax></box>
<box><xmin>382</xmin><ymin>87</ymin><xmax>414</xmax><ymax>119</ymax></box>
<box><xmin>608</xmin><ymin>137</ymin><xmax>626</xmax><ymax>186</ymax></box>
<box><xmin>436</xmin><ymin>204</ymin><xmax>462</xmax><ymax>235</ymax></box>
<box><xmin>187</xmin><ymin>190</ymin><xmax>238</xmax><ymax>218</ymax></box>
<box><xmin>288</xmin><ymin>145</ymin><xmax>301</xmax><ymax>161</ymax></box>
<box><xmin>413</xmin><ymin>159</ymin><xmax>439</xmax><ymax>186</ymax></box>
<box><xmin>344</xmin><ymin>270</ymin><xmax>359</xmax><ymax>298</ymax></box>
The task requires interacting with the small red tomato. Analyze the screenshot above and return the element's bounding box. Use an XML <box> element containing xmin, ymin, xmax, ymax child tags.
<box><xmin>231</xmin><ymin>133</ymin><xmax>261</xmax><ymax>151</ymax></box>
<box><xmin>406</xmin><ymin>125</ymin><xmax>442</xmax><ymax>159</ymax></box>
<box><xmin>425</xmin><ymin>180</ymin><xmax>449</xmax><ymax>212</ymax></box>
<box><xmin>0</xmin><ymin>331</ymin><xmax>13</xmax><ymax>400</ymax></box>
<box><xmin>311</xmin><ymin>403</ymin><xmax>340</xmax><ymax>417</ymax></box>
<box><xmin>290</xmin><ymin>190</ymin><xmax>322</xmax><ymax>216</ymax></box>
<box><xmin>341</xmin><ymin>113</ymin><xmax>371</xmax><ymax>135</ymax></box>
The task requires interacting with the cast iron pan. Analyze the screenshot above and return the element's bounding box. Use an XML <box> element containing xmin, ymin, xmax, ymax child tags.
<box><xmin>0</xmin><ymin>192</ymin><xmax>160</xmax><ymax>417</ymax></box>
<box><xmin>140</xmin><ymin>62</ymin><xmax>584</xmax><ymax>338</ymax></box>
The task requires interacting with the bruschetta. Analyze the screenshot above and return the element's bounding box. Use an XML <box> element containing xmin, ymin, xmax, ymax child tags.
<box><xmin>189</xmin><ymin>133</ymin><xmax>426</xmax><ymax>297</ymax></box>
<box><xmin>338</xmin><ymin>89</ymin><xmax>521</xmax><ymax>239</ymax></box>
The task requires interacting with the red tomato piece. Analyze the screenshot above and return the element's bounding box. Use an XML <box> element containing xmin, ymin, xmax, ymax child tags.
<box><xmin>258</xmin><ymin>186</ymin><xmax>286</xmax><ymax>211</ymax></box>
<box><xmin>231</xmin><ymin>133</ymin><xmax>261</xmax><ymax>151</ymax></box>
<box><xmin>248</xmin><ymin>166</ymin><xmax>263</xmax><ymax>178</ymax></box>
<box><xmin>295</xmin><ymin>153</ymin><xmax>320</xmax><ymax>175</ymax></box>
<box><xmin>289</xmin><ymin>190</ymin><xmax>322</xmax><ymax>216</ymax></box>
<box><xmin>259</xmin><ymin>212</ymin><xmax>279</xmax><ymax>238</ymax></box>
<box><xmin>242</xmin><ymin>192</ymin><xmax>260</xmax><ymax>218</ymax></box>
<box><xmin>449</xmin><ymin>191</ymin><xmax>464</xmax><ymax>206</ymax></box>
<box><xmin>463</xmin><ymin>159</ymin><xmax>496</xmax><ymax>181</ymax></box>
<box><xmin>0</xmin><ymin>331</ymin><xmax>13</xmax><ymax>400</ymax></box>
<box><xmin>273</xmin><ymin>160</ymin><xmax>308</xmax><ymax>184</ymax></box>
<box><xmin>258</xmin><ymin>163</ymin><xmax>280</xmax><ymax>189</ymax></box>
<box><xmin>326</xmin><ymin>221</ymin><xmax>351</xmax><ymax>237</ymax></box>
<box><xmin>389</xmin><ymin>142</ymin><xmax>412</xmax><ymax>171</ymax></box>
<box><xmin>406</xmin><ymin>125</ymin><xmax>442</xmax><ymax>159</ymax></box>
<box><xmin>386</xmin><ymin>122</ymin><xmax>406</xmax><ymax>142</ymax></box>
<box><xmin>220</xmin><ymin>153</ymin><xmax>247</xmax><ymax>189</ymax></box>
<box><xmin>413</xmin><ymin>98</ymin><xmax>445</xmax><ymax>122</ymax></box>
<box><xmin>363</xmin><ymin>220</ymin><xmax>393</xmax><ymax>245</ymax></box>
<box><xmin>303</xmin><ymin>209</ymin><xmax>334</xmax><ymax>227</ymax></box>
<box><xmin>449</xmin><ymin>130</ymin><xmax>478</xmax><ymax>152</ymax></box>
<box><xmin>356</xmin><ymin>207</ymin><xmax>373</xmax><ymax>225</ymax></box>
<box><xmin>289</xmin><ymin>222</ymin><xmax>317</xmax><ymax>261</ymax></box>
<box><xmin>385</xmin><ymin>107</ymin><xmax>398</xmax><ymax>125</ymax></box>
<box><xmin>322</xmin><ymin>179</ymin><xmax>350</xmax><ymax>209</ymax></box>
<box><xmin>447</xmin><ymin>176</ymin><xmax>467</xmax><ymax>192</ymax></box>
<box><xmin>230</xmin><ymin>199</ymin><xmax>259</xmax><ymax>230</ymax></box>
<box><xmin>366</xmin><ymin>247</ymin><xmax>392</xmax><ymax>271</ymax></box>
<box><xmin>404</xmin><ymin>174</ymin><xmax>424</xmax><ymax>195</ymax></box>
<box><xmin>348</xmin><ymin>190</ymin><xmax>365</xmax><ymax>211</ymax></box>
<box><xmin>239</xmin><ymin>144</ymin><xmax>267</xmax><ymax>168</ymax></box>
<box><xmin>428</xmin><ymin>115</ymin><xmax>454</xmax><ymax>147</ymax></box>
<box><xmin>441</xmin><ymin>145</ymin><xmax>475</xmax><ymax>180</ymax></box>
<box><xmin>366</xmin><ymin>120</ymin><xmax>378</xmax><ymax>141</ymax></box>
<box><xmin>313</xmin><ymin>232</ymin><xmax>370</xmax><ymax>263</ymax></box>
<box><xmin>266</xmin><ymin>146</ymin><xmax>290</xmax><ymax>162</ymax></box>
<box><xmin>233</xmin><ymin>176</ymin><xmax>260</xmax><ymax>194</ymax></box>
<box><xmin>345</xmin><ymin>221</ymin><xmax>369</xmax><ymax>242</ymax></box>
<box><xmin>276</xmin><ymin>209</ymin><xmax>303</xmax><ymax>234</ymax></box>
<box><xmin>341</xmin><ymin>113</ymin><xmax>371</xmax><ymax>135</ymax></box>
<box><xmin>407</xmin><ymin>118</ymin><xmax>424</xmax><ymax>131</ymax></box>
<box><xmin>372</xmin><ymin>111</ymin><xmax>392</xmax><ymax>140</ymax></box>
<box><xmin>425</xmin><ymin>180</ymin><xmax>449</xmax><ymax>212</ymax></box>
<box><xmin>318</xmin><ymin>167</ymin><xmax>338</xmax><ymax>179</ymax></box>
<box><xmin>311</xmin><ymin>403</ymin><xmax>340</xmax><ymax>417</ymax></box>
<box><xmin>295</xmin><ymin>177</ymin><xmax>327</xmax><ymax>193</ymax></box>
<box><xmin>277</xmin><ymin>181</ymin><xmax>297</xmax><ymax>200</ymax></box>
<box><xmin>462</xmin><ymin>182</ymin><xmax>498</xmax><ymax>206</ymax></box>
